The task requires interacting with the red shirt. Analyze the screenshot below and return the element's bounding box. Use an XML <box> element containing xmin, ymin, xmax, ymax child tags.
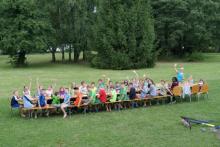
<box><xmin>74</xmin><ymin>92</ymin><xmax>82</xmax><ymax>106</ymax></box>
<box><xmin>98</xmin><ymin>88</ymin><xmax>107</xmax><ymax>103</ymax></box>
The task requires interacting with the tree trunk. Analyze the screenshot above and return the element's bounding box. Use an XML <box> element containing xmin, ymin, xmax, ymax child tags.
<box><xmin>61</xmin><ymin>45</ymin><xmax>65</xmax><ymax>62</ymax></box>
<box><xmin>82</xmin><ymin>50</ymin><xmax>86</xmax><ymax>61</ymax></box>
<box><xmin>17</xmin><ymin>50</ymin><xmax>26</xmax><ymax>66</ymax></box>
<box><xmin>69</xmin><ymin>44</ymin><xmax>72</xmax><ymax>62</ymax></box>
<box><xmin>74</xmin><ymin>49</ymin><xmax>80</xmax><ymax>63</ymax></box>
<box><xmin>51</xmin><ymin>48</ymin><xmax>56</xmax><ymax>63</ymax></box>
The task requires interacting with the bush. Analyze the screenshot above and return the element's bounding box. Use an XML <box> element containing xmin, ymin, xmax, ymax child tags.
<box><xmin>186</xmin><ymin>52</ymin><xmax>204</xmax><ymax>62</ymax></box>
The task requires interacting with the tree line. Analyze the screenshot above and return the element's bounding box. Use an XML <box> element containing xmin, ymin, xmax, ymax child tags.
<box><xmin>0</xmin><ymin>0</ymin><xmax>219</xmax><ymax>68</ymax></box>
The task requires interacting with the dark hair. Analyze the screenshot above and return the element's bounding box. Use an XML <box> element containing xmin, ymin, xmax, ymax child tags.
<box><xmin>54</xmin><ymin>92</ymin><xmax>59</xmax><ymax>96</ymax></box>
<box><xmin>172</xmin><ymin>77</ymin><xmax>178</xmax><ymax>82</ymax></box>
<box><xmin>73</xmin><ymin>87</ymin><xmax>79</xmax><ymax>90</ymax></box>
<box><xmin>91</xmin><ymin>82</ymin><xmax>95</xmax><ymax>85</ymax></box>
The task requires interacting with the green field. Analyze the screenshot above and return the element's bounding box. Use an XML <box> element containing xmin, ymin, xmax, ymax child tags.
<box><xmin>0</xmin><ymin>53</ymin><xmax>220</xmax><ymax>147</ymax></box>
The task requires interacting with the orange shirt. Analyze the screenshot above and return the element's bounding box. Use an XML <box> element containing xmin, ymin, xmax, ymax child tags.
<box><xmin>74</xmin><ymin>92</ymin><xmax>82</xmax><ymax>106</ymax></box>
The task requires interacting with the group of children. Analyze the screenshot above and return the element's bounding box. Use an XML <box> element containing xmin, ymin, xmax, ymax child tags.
<box><xmin>10</xmin><ymin>64</ymin><xmax>205</xmax><ymax>118</ymax></box>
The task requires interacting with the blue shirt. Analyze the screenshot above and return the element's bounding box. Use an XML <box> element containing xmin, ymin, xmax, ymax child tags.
<box><xmin>64</xmin><ymin>93</ymin><xmax>71</xmax><ymax>104</ymax></box>
<box><xmin>177</xmin><ymin>71</ymin><xmax>184</xmax><ymax>82</ymax></box>
<box><xmin>39</xmin><ymin>95</ymin><xmax>46</xmax><ymax>107</ymax></box>
<box><xmin>11</xmin><ymin>96</ymin><xmax>19</xmax><ymax>108</ymax></box>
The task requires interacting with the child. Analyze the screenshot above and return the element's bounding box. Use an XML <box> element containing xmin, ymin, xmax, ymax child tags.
<box><xmin>23</xmin><ymin>88</ymin><xmax>37</xmax><ymax>118</ymax></box>
<box><xmin>38</xmin><ymin>89</ymin><xmax>47</xmax><ymax>107</ymax></box>
<box><xmin>115</xmin><ymin>82</ymin><xmax>121</xmax><ymax>94</ymax></box>
<box><xmin>109</xmin><ymin>85</ymin><xmax>117</xmax><ymax>102</ymax></box>
<box><xmin>170</xmin><ymin>77</ymin><xmax>179</xmax><ymax>91</ymax></box>
<box><xmin>11</xmin><ymin>90</ymin><xmax>21</xmax><ymax>108</ymax></box>
<box><xmin>79</xmin><ymin>81</ymin><xmax>88</xmax><ymax>95</ymax></box>
<box><xmin>46</xmin><ymin>85</ymin><xmax>54</xmax><ymax>97</ymax></box>
<box><xmin>59</xmin><ymin>87</ymin><xmax>65</xmax><ymax>103</ymax></box>
<box><xmin>60</xmin><ymin>88</ymin><xmax>71</xmax><ymax>118</ymax></box>
<box><xmin>118</xmin><ymin>82</ymin><xmax>128</xmax><ymax>101</ymax></box>
<box><xmin>198</xmin><ymin>79</ymin><xmax>205</xmax><ymax>91</ymax></box>
<box><xmin>174</xmin><ymin>64</ymin><xmax>184</xmax><ymax>83</ymax></box>
<box><xmin>51</xmin><ymin>92</ymin><xmax>61</xmax><ymax>107</ymax></box>
<box><xmin>97</xmin><ymin>79</ymin><xmax>105</xmax><ymax>92</ymax></box>
<box><xmin>140</xmin><ymin>81</ymin><xmax>149</xmax><ymax>99</ymax></box>
<box><xmin>182</xmin><ymin>80</ymin><xmax>191</xmax><ymax>99</ymax></box>
<box><xmin>38</xmin><ymin>89</ymin><xmax>49</xmax><ymax>117</ymax></box>
<box><xmin>73</xmin><ymin>87</ymin><xmax>83</xmax><ymax>107</ymax></box>
<box><xmin>157</xmin><ymin>80</ymin><xmax>172</xmax><ymax>96</ymax></box>
<box><xmin>23</xmin><ymin>78</ymin><xmax>32</xmax><ymax>96</ymax></box>
<box><xmin>107</xmin><ymin>85</ymin><xmax>117</xmax><ymax>112</ymax></box>
<box><xmin>148</xmin><ymin>80</ymin><xmax>157</xmax><ymax>97</ymax></box>
<box><xmin>97</xmin><ymin>88</ymin><xmax>107</xmax><ymax>103</ymax></box>
<box><xmin>129</xmin><ymin>83</ymin><xmax>138</xmax><ymax>108</ymax></box>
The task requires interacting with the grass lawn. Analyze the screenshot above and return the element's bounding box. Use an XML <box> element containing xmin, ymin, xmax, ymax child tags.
<box><xmin>0</xmin><ymin>53</ymin><xmax>220</xmax><ymax>147</ymax></box>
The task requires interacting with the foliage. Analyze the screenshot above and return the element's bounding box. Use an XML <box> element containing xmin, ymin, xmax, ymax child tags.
<box><xmin>93</xmin><ymin>0</ymin><xmax>155</xmax><ymax>69</ymax></box>
<box><xmin>152</xmin><ymin>0</ymin><xmax>220</xmax><ymax>57</ymax></box>
<box><xmin>0</xmin><ymin>0</ymin><xmax>50</xmax><ymax>66</ymax></box>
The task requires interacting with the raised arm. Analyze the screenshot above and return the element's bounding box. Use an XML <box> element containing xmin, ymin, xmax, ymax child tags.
<box><xmin>174</xmin><ymin>64</ymin><xmax>178</xmax><ymax>73</ymax></box>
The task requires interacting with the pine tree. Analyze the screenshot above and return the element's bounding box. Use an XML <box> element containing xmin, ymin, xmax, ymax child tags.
<box><xmin>93</xmin><ymin>0</ymin><xmax>155</xmax><ymax>69</ymax></box>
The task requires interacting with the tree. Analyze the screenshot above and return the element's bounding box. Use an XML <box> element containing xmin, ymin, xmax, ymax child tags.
<box><xmin>152</xmin><ymin>0</ymin><xmax>220</xmax><ymax>57</ymax></box>
<box><xmin>93</xmin><ymin>0</ymin><xmax>155</xmax><ymax>69</ymax></box>
<box><xmin>0</xmin><ymin>0</ymin><xmax>49</xmax><ymax>66</ymax></box>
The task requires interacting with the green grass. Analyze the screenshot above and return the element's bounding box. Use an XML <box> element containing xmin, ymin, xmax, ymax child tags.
<box><xmin>0</xmin><ymin>53</ymin><xmax>220</xmax><ymax>147</ymax></box>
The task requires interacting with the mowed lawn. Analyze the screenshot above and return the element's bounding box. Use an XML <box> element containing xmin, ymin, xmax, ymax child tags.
<box><xmin>0</xmin><ymin>53</ymin><xmax>220</xmax><ymax>147</ymax></box>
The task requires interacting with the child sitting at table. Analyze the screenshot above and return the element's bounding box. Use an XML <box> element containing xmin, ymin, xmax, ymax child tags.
<box><xmin>38</xmin><ymin>89</ymin><xmax>50</xmax><ymax>117</ymax></box>
<box><xmin>51</xmin><ymin>92</ymin><xmax>61</xmax><ymax>107</ymax></box>
<box><xmin>11</xmin><ymin>90</ymin><xmax>21</xmax><ymax>108</ymax></box>
<box><xmin>198</xmin><ymin>79</ymin><xmax>205</xmax><ymax>91</ymax></box>
<box><xmin>182</xmin><ymin>80</ymin><xmax>191</xmax><ymax>99</ymax></box>
<box><xmin>115</xmin><ymin>82</ymin><xmax>121</xmax><ymax>93</ymax></box>
<box><xmin>97</xmin><ymin>87</ymin><xmax>107</xmax><ymax>103</ymax></box>
<box><xmin>79</xmin><ymin>81</ymin><xmax>88</xmax><ymax>95</ymax></box>
<box><xmin>73</xmin><ymin>87</ymin><xmax>83</xmax><ymax>107</ymax></box>
<box><xmin>104</xmin><ymin>85</ymin><xmax>117</xmax><ymax>112</ymax></box>
<box><xmin>157</xmin><ymin>80</ymin><xmax>172</xmax><ymax>96</ymax></box>
<box><xmin>129</xmin><ymin>83</ymin><xmax>138</xmax><ymax>108</ymax></box>
<box><xmin>140</xmin><ymin>81</ymin><xmax>149</xmax><ymax>99</ymax></box>
<box><xmin>46</xmin><ymin>85</ymin><xmax>54</xmax><ymax>97</ymax></box>
<box><xmin>11</xmin><ymin>90</ymin><xmax>25</xmax><ymax>117</ymax></box>
<box><xmin>170</xmin><ymin>77</ymin><xmax>179</xmax><ymax>90</ymax></box>
<box><xmin>59</xmin><ymin>87</ymin><xmax>65</xmax><ymax>103</ymax></box>
<box><xmin>60</xmin><ymin>88</ymin><xmax>71</xmax><ymax>118</ymax></box>
<box><xmin>148</xmin><ymin>80</ymin><xmax>158</xmax><ymax>97</ymax></box>
<box><xmin>97</xmin><ymin>79</ymin><xmax>105</xmax><ymax>92</ymax></box>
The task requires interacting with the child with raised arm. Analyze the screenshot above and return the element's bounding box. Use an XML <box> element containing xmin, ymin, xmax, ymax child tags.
<box><xmin>174</xmin><ymin>64</ymin><xmax>184</xmax><ymax>83</ymax></box>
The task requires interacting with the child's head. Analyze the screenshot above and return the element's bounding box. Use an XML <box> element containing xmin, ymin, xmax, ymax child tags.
<box><xmin>115</xmin><ymin>82</ymin><xmax>120</xmax><ymax>86</ymax></box>
<box><xmin>124</xmin><ymin>80</ymin><xmax>128</xmax><ymax>86</ymax></box>
<box><xmin>73</xmin><ymin>87</ymin><xmax>79</xmax><ymax>94</ymax></box>
<box><xmin>110</xmin><ymin>85</ymin><xmax>114</xmax><ymax>90</ymax></box>
<box><xmin>41</xmin><ymin>89</ymin><xmax>46</xmax><ymax>96</ymax></box>
<box><xmin>121</xmin><ymin>82</ymin><xmax>125</xmax><ymax>88</ymax></box>
<box><xmin>54</xmin><ymin>92</ymin><xmax>59</xmax><ymax>96</ymax></box>
<box><xmin>13</xmin><ymin>90</ymin><xmax>19</xmax><ymax>96</ymax></box>
<box><xmin>98</xmin><ymin>79</ymin><xmax>103</xmax><ymax>84</ymax></box>
<box><xmin>48</xmin><ymin>85</ymin><xmax>53</xmax><ymax>90</ymax></box>
<box><xmin>172</xmin><ymin>77</ymin><xmax>178</xmax><ymax>82</ymax></box>
<box><xmin>91</xmin><ymin>82</ymin><xmax>95</xmax><ymax>88</ymax></box>
<box><xmin>160</xmin><ymin>80</ymin><xmax>166</xmax><ymax>85</ymax></box>
<box><xmin>81</xmin><ymin>81</ymin><xmax>86</xmax><ymax>87</ymax></box>
<box><xmin>65</xmin><ymin>88</ymin><xmax>69</xmax><ymax>94</ymax></box>
<box><xmin>60</xmin><ymin>87</ymin><xmax>65</xmax><ymax>92</ymax></box>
